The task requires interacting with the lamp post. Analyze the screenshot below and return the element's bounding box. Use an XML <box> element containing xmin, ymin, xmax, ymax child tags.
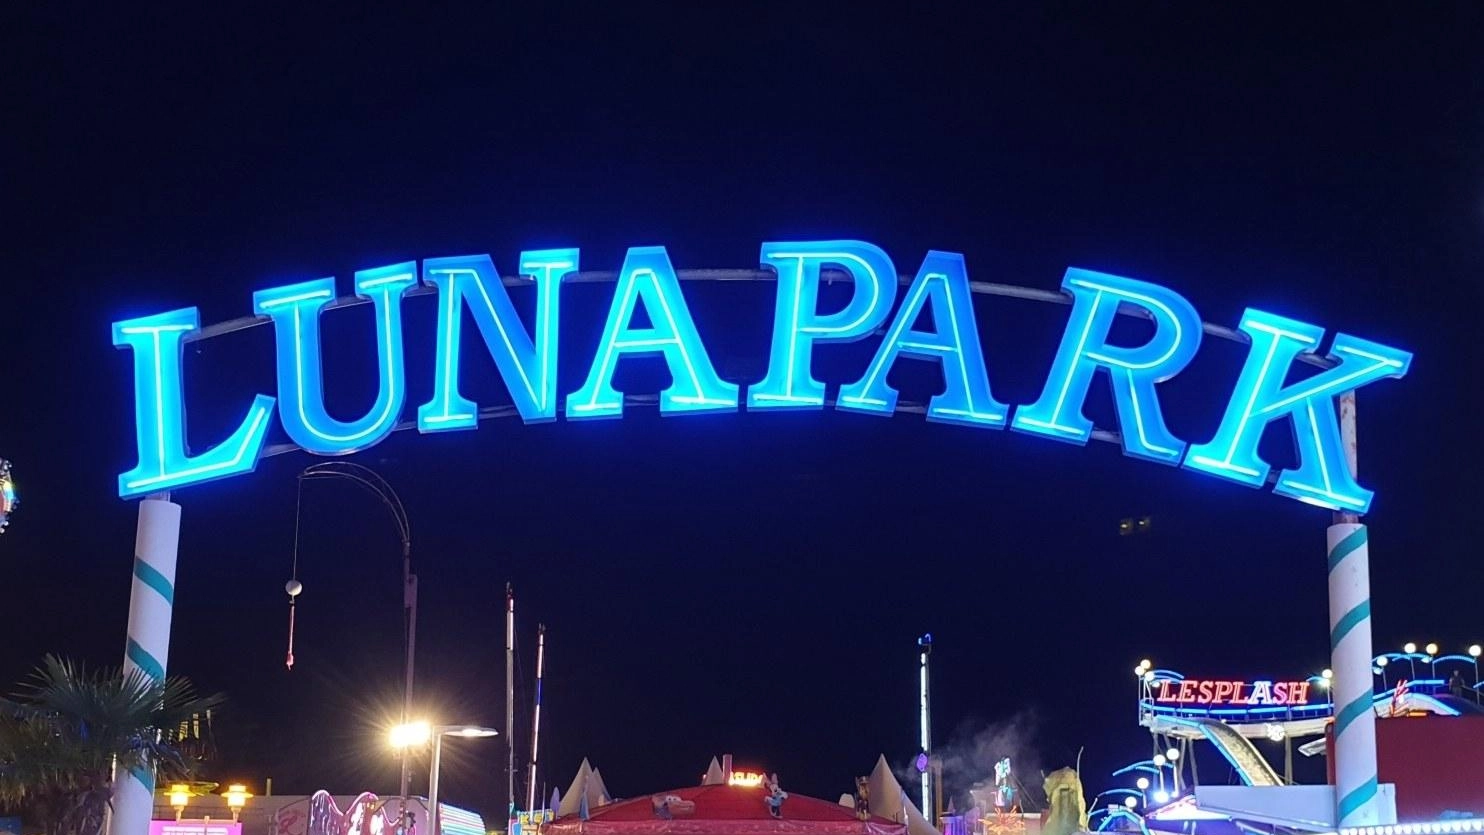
<box><xmin>1165</xmin><ymin>748</ymin><xmax>1180</xmax><ymax>796</ymax></box>
<box><xmin>426</xmin><ymin>726</ymin><xmax>498</xmax><ymax>835</ymax></box>
<box><xmin>222</xmin><ymin>784</ymin><xmax>253</xmax><ymax>822</ymax></box>
<box><xmin>1470</xmin><ymin>645</ymin><xmax>1482</xmax><ymax>687</ymax></box>
<box><xmin>169</xmin><ymin>785</ymin><xmax>191</xmax><ymax>821</ymax></box>
<box><xmin>292</xmin><ymin>463</ymin><xmax>416</xmax><ymax>827</ymax></box>
<box><xmin>1403</xmin><ymin>643</ymin><xmax>1418</xmax><ymax>679</ymax></box>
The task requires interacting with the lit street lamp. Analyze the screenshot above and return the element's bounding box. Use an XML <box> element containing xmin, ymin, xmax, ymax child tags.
<box><xmin>292</xmin><ymin>463</ymin><xmax>416</xmax><ymax>824</ymax></box>
<box><xmin>169</xmin><ymin>785</ymin><xmax>191</xmax><ymax>821</ymax></box>
<box><xmin>222</xmin><ymin>784</ymin><xmax>253</xmax><ymax>822</ymax></box>
<box><xmin>427</xmin><ymin>726</ymin><xmax>498</xmax><ymax>835</ymax></box>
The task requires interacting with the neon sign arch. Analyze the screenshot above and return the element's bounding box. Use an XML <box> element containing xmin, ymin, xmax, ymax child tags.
<box><xmin>113</xmin><ymin>239</ymin><xmax>1412</xmax><ymax>511</ymax></box>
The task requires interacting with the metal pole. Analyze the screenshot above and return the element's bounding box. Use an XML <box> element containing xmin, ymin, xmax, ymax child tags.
<box><xmin>526</xmin><ymin>625</ymin><xmax>546</xmax><ymax>812</ymax></box>
<box><xmin>1329</xmin><ymin>391</ymin><xmax>1383</xmax><ymax>826</ymax></box>
<box><xmin>506</xmin><ymin>585</ymin><xmax>516</xmax><ymax>825</ymax></box>
<box><xmin>109</xmin><ymin>495</ymin><xmax>182</xmax><ymax>835</ymax></box>
<box><xmin>402</xmin><ymin>541</ymin><xmax>418</xmax><ymax>831</ymax></box>
<box><xmin>918</xmin><ymin>635</ymin><xmax>932</xmax><ymax>820</ymax></box>
<box><xmin>429</xmin><ymin>733</ymin><xmax>444</xmax><ymax>835</ymax></box>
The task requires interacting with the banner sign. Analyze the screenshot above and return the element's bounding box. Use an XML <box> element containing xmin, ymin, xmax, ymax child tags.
<box><xmin>1154</xmin><ymin>679</ymin><xmax>1314</xmax><ymax>706</ymax></box>
<box><xmin>114</xmin><ymin>241</ymin><xmax>1411</xmax><ymax>511</ymax></box>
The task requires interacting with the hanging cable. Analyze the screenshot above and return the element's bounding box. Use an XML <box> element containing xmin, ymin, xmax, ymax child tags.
<box><xmin>285</xmin><ymin>476</ymin><xmax>305</xmax><ymax>669</ymax></box>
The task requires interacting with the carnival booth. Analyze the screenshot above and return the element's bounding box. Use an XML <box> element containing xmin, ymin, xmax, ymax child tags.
<box><xmin>546</xmin><ymin>782</ymin><xmax>905</xmax><ymax>835</ymax></box>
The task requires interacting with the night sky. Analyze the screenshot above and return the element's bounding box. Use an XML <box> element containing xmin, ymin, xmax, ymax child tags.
<box><xmin>7</xmin><ymin>3</ymin><xmax>1484</xmax><ymax>823</ymax></box>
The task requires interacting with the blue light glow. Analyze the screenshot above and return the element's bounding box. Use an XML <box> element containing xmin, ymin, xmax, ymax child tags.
<box><xmin>1182</xmin><ymin>309</ymin><xmax>1412</xmax><ymax>513</ymax></box>
<box><xmin>114</xmin><ymin>308</ymin><xmax>276</xmax><ymax>499</ymax></box>
<box><xmin>252</xmin><ymin>265</ymin><xmax>418</xmax><ymax>455</ymax></box>
<box><xmin>837</xmin><ymin>251</ymin><xmax>1007</xmax><ymax>427</ymax></box>
<box><xmin>566</xmin><ymin>247</ymin><xmax>737</xmax><ymax>419</ymax></box>
<box><xmin>417</xmin><ymin>250</ymin><xmax>578</xmax><ymax>431</ymax></box>
<box><xmin>1011</xmin><ymin>269</ymin><xmax>1201</xmax><ymax>463</ymax></box>
<box><xmin>747</xmin><ymin>240</ymin><xmax>894</xmax><ymax>410</ymax></box>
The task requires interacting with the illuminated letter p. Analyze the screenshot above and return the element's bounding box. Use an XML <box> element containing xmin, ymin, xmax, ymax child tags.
<box><xmin>747</xmin><ymin>240</ymin><xmax>894</xmax><ymax>410</ymax></box>
<box><xmin>114</xmin><ymin>308</ymin><xmax>275</xmax><ymax>499</ymax></box>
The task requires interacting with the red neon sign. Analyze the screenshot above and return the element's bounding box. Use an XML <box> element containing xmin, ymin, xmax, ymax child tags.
<box><xmin>1154</xmin><ymin>679</ymin><xmax>1311</xmax><ymax>706</ymax></box>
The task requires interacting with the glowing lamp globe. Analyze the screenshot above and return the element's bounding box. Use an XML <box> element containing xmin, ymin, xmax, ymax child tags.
<box><xmin>1426</xmin><ymin>642</ymin><xmax>1439</xmax><ymax>657</ymax></box>
<box><xmin>1152</xmin><ymin>754</ymin><xmax>1166</xmax><ymax>767</ymax></box>
<box><xmin>1404</xmin><ymin>642</ymin><xmax>1417</xmax><ymax>655</ymax></box>
<box><xmin>1165</xmin><ymin>748</ymin><xmax>1179</xmax><ymax>761</ymax></box>
<box><xmin>1124</xmin><ymin>797</ymin><xmax>1138</xmax><ymax>809</ymax></box>
<box><xmin>1470</xmin><ymin>645</ymin><xmax>1482</xmax><ymax>659</ymax></box>
<box><xmin>1135</xmin><ymin>777</ymin><xmax>1150</xmax><ymax>790</ymax></box>
<box><xmin>389</xmin><ymin>721</ymin><xmax>432</xmax><ymax>749</ymax></box>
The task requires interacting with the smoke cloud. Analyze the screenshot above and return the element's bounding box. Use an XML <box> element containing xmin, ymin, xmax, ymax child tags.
<box><xmin>896</xmin><ymin>710</ymin><xmax>1048</xmax><ymax>813</ymax></box>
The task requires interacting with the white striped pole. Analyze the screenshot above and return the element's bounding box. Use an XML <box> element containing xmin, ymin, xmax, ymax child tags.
<box><xmin>110</xmin><ymin>497</ymin><xmax>183</xmax><ymax>835</ymax></box>
<box><xmin>1329</xmin><ymin>522</ymin><xmax>1379</xmax><ymax>825</ymax></box>
<box><xmin>1328</xmin><ymin>392</ymin><xmax>1384</xmax><ymax>827</ymax></box>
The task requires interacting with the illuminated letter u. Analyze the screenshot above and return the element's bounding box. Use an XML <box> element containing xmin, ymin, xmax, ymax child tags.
<box><xmin>253</xmin><ymin>263</ymin><xmax>419</xmax><ymax>455</ymax></box>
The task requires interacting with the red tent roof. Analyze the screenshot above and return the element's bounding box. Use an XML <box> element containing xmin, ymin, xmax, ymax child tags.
<box><xmin>547</xmin><ymin>784</ymin><xmax>905</xmax><ymax>835</ymax></box>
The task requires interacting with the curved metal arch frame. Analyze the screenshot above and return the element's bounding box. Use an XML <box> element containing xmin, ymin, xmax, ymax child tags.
<box><xmin>299</xmin><ymin>461</ymin><xmax>411</xmax><ymax>547</ymax></box>
<box><xmin>193</xmin><ymin>268</ymin><xmax>1335</xmax><ymax>484</ymax></box>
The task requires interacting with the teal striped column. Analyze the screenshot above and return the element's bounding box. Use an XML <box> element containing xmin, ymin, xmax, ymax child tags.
<box><xmin>111</xmin><ymin>498</ymin><xmax>182</xmax><ymax>835</ymax></box>
<box><xmin>1328</xmin><ymin>522</ymin><xmax>1381</xmax><ymax>827</ymax></box>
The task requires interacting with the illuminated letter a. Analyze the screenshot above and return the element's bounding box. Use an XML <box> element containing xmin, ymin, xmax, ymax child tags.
<box><xmin>566</xmin><ymin>246</ymin><xmax>738</xmax><ymax>419</ymax></box>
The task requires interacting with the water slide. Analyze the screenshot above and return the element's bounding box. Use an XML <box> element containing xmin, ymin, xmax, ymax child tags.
<box><xmin>1184</xmin><ymin>718</ymin><xmax>1284</xmax><ymax>786</ymax></box>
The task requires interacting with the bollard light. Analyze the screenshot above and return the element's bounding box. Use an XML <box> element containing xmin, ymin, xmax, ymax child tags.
<box><xmin>170</xmin><ymin>784</ymin><xmax>191</xmax><ymax>821</ymax></box>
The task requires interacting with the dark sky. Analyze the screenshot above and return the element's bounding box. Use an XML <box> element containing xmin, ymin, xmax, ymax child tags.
<box><xmin>6</xmin><ymin>2</ymin><xmax>1484</xmax><ymax>823</ymax></box>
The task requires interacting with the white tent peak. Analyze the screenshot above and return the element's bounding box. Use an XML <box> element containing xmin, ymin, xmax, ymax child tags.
<box><xmin>557</xmin><ymin>759</ymin><xmax>608</xmax><ymax>818</ymax></box>
<box><xmin>866</xmin><ymin>755</ymin><xmax>940</xmax><ymax>835</ymax></box>
<box><xmin>703</xmin><ymin>757</ymin><xmax>725</xmax><ymax>786</ymax></box>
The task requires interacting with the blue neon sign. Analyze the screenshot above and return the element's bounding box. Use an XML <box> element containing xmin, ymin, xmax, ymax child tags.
<box><xmin>113</xmin><ymin>241</ymin><xmax>1413</xmax><ymax>510</ymax></box>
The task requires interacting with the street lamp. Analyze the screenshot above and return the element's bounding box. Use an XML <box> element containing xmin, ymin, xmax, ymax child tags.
<box><xmin>222</xmin><ymin>784</ymin><xmax>253</xmax><ymax>822</ymax></box>
<box><xmin>1164</xmin><ymin>748</ymin><xmax>1180</xmax><ymax>794</ymax></box>
<box><xmin>1470</xmin><ymin>645</ymin><xmax>1482</xmax><ymax>687</ymax></box>
<box><xmin>426</xmin><ymin>725</ymin><xmax>498</xmax><ymax>835</ymax></box>
<box><xmin>1403</xmin><ymin>643</ymin><xmax>1419</xmax><ymax>678</ymax></box>
<box><xmin>169</xmin><ymin>785</ymin><xmax>191</xmax><ymax>821</ymax></box>
<box><xmin>292</xmin><ymin>463</ymin><xmax>416</xmax><ymax>821</ymax></box>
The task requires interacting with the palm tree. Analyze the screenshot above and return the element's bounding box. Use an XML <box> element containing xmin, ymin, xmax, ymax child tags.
<box><xmin>0</xmin><ymin>656</ymin><xmax>224</xmax><ymax>835</ymax></box>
